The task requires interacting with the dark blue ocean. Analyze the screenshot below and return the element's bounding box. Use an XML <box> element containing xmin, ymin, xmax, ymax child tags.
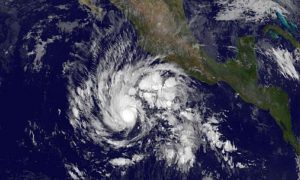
<box><xmin>0</xmin><ymin>0</ymin><xmax>298</xmax><ymax>179</ymax></box>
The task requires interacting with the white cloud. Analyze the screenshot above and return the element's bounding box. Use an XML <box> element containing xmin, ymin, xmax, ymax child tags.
<box><xmin>215</xmin><ymin>0</ymin><xmax>289</xmax><ymax>22</ymax></box>
<box><xmin>65</xmin><ymin>164</ymin><xmax>85</xmax><ymax>180</ymax></box>
<box><xmin>296</xmin><ymin>155</ymin><xmax>300</xmax><ymax>180</ymax></box>
<box><xmin>109</xmin><ymin>158</ymin><xmax>133</xmax><ymax>166</ymax></box>
<box><xmin>109</xmin><ymin>154</ymin><xmax>145</xmax><ymax>167</ymax></box>
<box><xmin>268</xmin><ymin>48</ymin><xmax>299</xmax><ymax>80</ymax></box>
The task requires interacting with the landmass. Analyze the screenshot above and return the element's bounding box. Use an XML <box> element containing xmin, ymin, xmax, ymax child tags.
<box><xmin>79</xmin><ymin>0</ymin><xmax>103</xmax><ymax>18</ymax></box>
<box><xmin>80</xmin><ymin>0</ymin><xmax>300</xmax><ymax>153</ymax></box>
<box><xmin>264</xmin><ymin>24</ymin><xmax>300</xmax><ymax>48</ymax></box>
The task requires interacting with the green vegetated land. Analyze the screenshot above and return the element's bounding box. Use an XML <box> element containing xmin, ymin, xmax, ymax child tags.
<box><xmin>264</xmin><ymin>24</ymin><xmax>300</xmax><ymax>48</ymax></box>
<box><xmin>105</xmin><ymin>0</ymin><xmax>300</xmax><ymax>154</ymax></box>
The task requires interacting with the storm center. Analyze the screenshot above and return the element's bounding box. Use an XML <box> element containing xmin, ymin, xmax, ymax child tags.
<box><xmin>120</xmin><ymin>107</ymin><xmax>137</xmax><ymax>124</ymax></box>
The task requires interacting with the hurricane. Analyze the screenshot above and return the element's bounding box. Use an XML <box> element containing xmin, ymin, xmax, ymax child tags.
<box><xmin>1</xmin><ymin>0</ymin><xmax>300</xmax><ymax>179</ymax></box>
<box><xmin>66</xmin><ymin>34</ymin><xmax>206</xmax><ymax>172</ymax></box>
<box><xmin>58</xmin><ymin>12</ymin><xmax>264</xmax><ymax>176</ymax></box>
<box><xmin>64</xmin><ymin>30</ymin><xmax>246</xmax><ymax>179</ymax></box>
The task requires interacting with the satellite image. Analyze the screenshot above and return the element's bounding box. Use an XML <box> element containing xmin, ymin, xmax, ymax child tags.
<box><xmin>0</xmin><ymin>0</ymin><xmax>300</xmax><ymax>179</ymax></box>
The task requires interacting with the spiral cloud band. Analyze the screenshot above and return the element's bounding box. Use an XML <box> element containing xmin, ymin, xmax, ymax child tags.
<box><xmin>67</xmin><ymin>36</ymin><xmax>240</xmax><ymax>174</ymax></box>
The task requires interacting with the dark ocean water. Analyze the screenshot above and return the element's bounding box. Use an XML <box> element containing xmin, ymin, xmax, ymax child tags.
<box><xmin>183</xmin><ymin>0</ymin><xmax>300</xmax><ymax>138</ymax></box>
<box><xmin>183</xmin><ymin>0</ymin><xmax>299</xmax><ymax>179</ymax></box>
<box><xmin>0</xmin><ymin>0</ymin><xmax>299</xmax><ymax>179</ymax></box>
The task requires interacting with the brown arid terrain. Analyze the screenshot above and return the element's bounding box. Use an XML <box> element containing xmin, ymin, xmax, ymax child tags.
<box><xmin>80</xmin><ymin>0</ymin><xmax>300</xmax><ymax>154</ymax></box>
